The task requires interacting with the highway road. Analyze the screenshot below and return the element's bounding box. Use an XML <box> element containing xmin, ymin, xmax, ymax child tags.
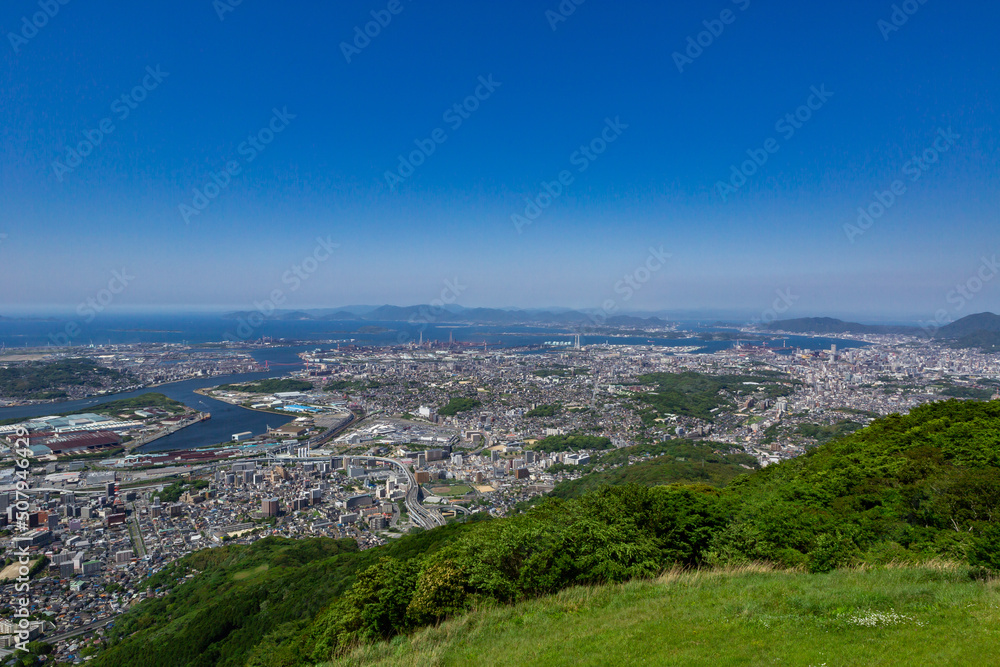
<box><xmin>368</xmin><ymin>456</ymin><xmax>446</xmax><ymax>529</ymax></box>
<box><xmin>257</xmin><ymin>453</ymin><xmax>444</xmax><ymax>528</ymax></box>
<box><xmin>45</xmin><ymin>616</ymin><xmax>115</xmax><ymax>644</ymax></box>
<box><xmin>23</xmin><ymin>413</ymin><xmax>449</xmax><ymax>534</ymax></box>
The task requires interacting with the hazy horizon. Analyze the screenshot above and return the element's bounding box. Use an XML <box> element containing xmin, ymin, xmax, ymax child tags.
<box><xmin>0</xmin><ymin>304</ymin><xmax>984</xmax><ymax>327</ymax></box>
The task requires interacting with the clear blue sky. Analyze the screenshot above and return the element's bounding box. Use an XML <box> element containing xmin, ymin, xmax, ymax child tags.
<box><xmin>2</xmin><ymin>0</ymin><xmax>998</xmax><ymax>321</ymax></box>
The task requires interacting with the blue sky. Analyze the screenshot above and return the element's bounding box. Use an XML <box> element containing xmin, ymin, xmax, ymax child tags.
<box><xmin>2</xmin><ymin>0</ymin><xmax>998</xmax><ymax>321</ymax></box>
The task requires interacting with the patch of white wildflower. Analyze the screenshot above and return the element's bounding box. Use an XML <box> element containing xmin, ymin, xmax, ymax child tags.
<box><xmin>841</xmin><ymin>609</ymin><xmax>924</xmax><ymax>627</ymax></box>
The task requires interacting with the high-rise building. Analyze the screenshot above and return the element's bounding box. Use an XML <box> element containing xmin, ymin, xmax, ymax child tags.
<box><xmin>262</xmin><ymin>497</ymin><xmax>280</xmax><ymax>517</ymax></box>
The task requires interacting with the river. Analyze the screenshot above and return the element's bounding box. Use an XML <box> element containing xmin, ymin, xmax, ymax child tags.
<box><xmin>0</xmin><ymin>348</ymin><xmax>310</xmax><ymax>452</ymax></box>
<box><xmin>0</xmin><ymin>334</ymin><xmax>867</xmax><ymax>452</ymax></box>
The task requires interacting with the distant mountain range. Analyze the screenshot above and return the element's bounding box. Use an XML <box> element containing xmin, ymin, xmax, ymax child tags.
<box><xmin>221</xmin><ymin>306</ymin><xmax>671</xmax><ymax>328</ymax></box>
<box><xmin>0</xmin><ymin>314</ymin><xmax>58</xmax><ymax>322</ymax></box>
<box><xmin>763</xmin><ymin>317</ymin><xmax>920</xmax><ymax>335</ymax></box>
<box><xmin>937</xmin><ymin>313</ymin><xmax>1000</xmax><ymax>351</ymax></box>
<box><xmin>217</xmin><ymin>309</ymin><xmax>1000</xmax><ymax>347</ymax></box>
<box><xmin>765</xmin><ymin>313</ymin><xmax>1000</xmax><ymax>351</ymax></box>
<box><xmin>934</xmin><ymin>312</ymin><xmax>1000</xmax><ymax>337</ymax></box>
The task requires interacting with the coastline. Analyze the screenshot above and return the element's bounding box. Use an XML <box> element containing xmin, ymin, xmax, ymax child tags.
<box><xmin>191</xmin><ymin>386</ymin><xmax>311</xmax><ymax>419</ymax></box>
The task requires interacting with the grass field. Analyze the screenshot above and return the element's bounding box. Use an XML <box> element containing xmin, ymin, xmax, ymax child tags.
<box><xmin>430</xmin><ymin>485</ymin><xmax>473</xmax><ymax>497</ymax></box>
<box><xmin>330</xmin><ymin>565</ymin><xmax>1000</xmax><ymax>666</ymax></box>
<box><xmin>232</xmin><ymin>564</ymin><xmax>268</xmax><ymax>581</ymax></box>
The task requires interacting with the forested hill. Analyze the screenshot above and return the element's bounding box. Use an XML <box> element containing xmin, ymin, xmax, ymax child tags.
<box><xmin>763</xmin><ymin>317</ymin><xmax>918</xmax><ymax>335</ymax></box>
<box><xmin>0</xmin><ymin>358</ymin><xmax>135</xmax><ymax>400</ymax></box>
<box><xmin>712</xmin><ymin>399</ymin><xmax>1000</xmax><ymax>567</ymax></box>
<box><xmin>92</xmin><ymin>400</ymin><xmax>1000</xmax><ymax>667</ymax></box>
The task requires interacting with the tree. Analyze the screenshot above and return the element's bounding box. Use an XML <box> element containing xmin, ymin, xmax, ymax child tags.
<box><xmin>970</xmin><ymin>524</ymin><xmax>1000</xmax><ymax>571</ymax></box>
<box><xmin>406</xmin><ymin>559</ymin><xmax>469</xmax><ymax>625</ymax></box>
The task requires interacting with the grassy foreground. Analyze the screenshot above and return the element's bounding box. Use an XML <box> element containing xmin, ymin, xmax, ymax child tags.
<box><xmin>331</xmin><ymin>565</ymin><xmax>1000</xmax><ymax>667</ymax></box>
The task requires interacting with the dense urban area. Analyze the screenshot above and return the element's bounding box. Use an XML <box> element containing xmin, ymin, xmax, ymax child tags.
<box><xmin>2</xmin><ymin>321</ymin><xmax>1000</xmax><ymax>663</ymax></box>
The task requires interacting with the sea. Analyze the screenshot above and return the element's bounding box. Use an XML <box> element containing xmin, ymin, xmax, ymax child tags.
<box><xmin>0</xmin><ymin>313</ymin><xmax>867</xmax><ymax>452</ymax></box>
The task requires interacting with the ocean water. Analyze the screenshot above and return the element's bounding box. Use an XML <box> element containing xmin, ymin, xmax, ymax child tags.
<box><xmin>0</xmin><ymin>313</ymin><xmax>869</xmax><ymax>352</ymax></box>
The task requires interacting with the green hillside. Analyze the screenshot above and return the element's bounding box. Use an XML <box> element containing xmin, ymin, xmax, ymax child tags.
<box><xmin>218</xmin><ymin>379</ymin><xmax>314</xmax><ymax>394</ymax></box>
<box><xmin>90</xmin><ymin>400</ymin><xmax>1000</xmax><ymax>666</ymax></box>
<box><xmin>437</xmin><ymin>397</ymin><xmax>481</xmax><ymax>416</ymax></box>
<box><xmin>632</xmin><ymin>371</ymin><xmax>795</xmax><ymax>422</ymax></box>
<box><xmin>525</xmin><ymin>434</ymin><xmax>612</xmax><ymax>453</ymax></box>
<box><xmin>546</xmin><ymin>441</ymin><xmax>757</xmax><ymax>500</ymax></box>
<box><xmin>714</xmin><ymin>399</ymin><xmax>1000</xmax><ymax>569</ymax></box>
<box><xmin>333</xmin><ymin>566</ymin><xmax>1000</xmax><ymax>667</ymax></box>
<box><xmin>0</xmin><ymin>357</ymin><xmax>134</xmax><ymax>399</ymax></box>
<box><xmin>93</xmin><ymin>527</ymin><xmax>477</xmax><ymax>667</ymax></box>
